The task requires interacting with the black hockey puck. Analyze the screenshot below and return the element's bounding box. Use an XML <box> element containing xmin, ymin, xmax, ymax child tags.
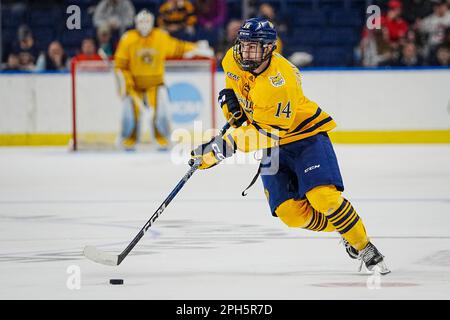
<box><xmin>109</xmin><ymin>279</ymin><xmax>124</xmax><ymax>285</ymax></box>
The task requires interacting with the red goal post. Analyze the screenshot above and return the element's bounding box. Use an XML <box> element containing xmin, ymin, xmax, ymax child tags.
<box><xmin>70</xmin><ymin>57</ymin><xmax>217</xmax><ymax>151</ymax></box>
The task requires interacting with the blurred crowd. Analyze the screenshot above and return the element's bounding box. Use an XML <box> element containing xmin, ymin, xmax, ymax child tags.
<box><xmin>1</xmin><ymin>0</ymin><xmax>449</xmax><ymax>71</ymax></box>
<box><xmin>357</xmin><ymin>0</ymin><xmax>450</xmax><ymax>67</ymax></box>
<box><xmin>1</xmin><ymin>0</ymin><xmax>225</xmax><ymax>71</ymax></box>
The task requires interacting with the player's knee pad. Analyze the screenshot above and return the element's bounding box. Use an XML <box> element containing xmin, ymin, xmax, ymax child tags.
<box><xmin>121</xmin><ymin>97</ymin><xmax>138</xmax><ymax>138</ymax></box>
<box><xmin>275</xmin><ymin>199</ymin><xmax>311</xmax><ymax>228</ymax></box>
<box><xmin>306</xmin><ymin>185</ymin><xmax>343</xmax><ymax>215</ymax></box>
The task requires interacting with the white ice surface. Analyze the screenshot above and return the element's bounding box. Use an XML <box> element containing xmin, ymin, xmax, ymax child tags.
<box><xmin>0</xmin><ymin>145</ymin><xmax>449</xmax><ymax>299</ymax></box>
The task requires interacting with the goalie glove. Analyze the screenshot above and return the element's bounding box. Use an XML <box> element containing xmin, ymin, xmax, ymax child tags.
<box><xmin>189</xmin><ymin>135</ymin><xmax>236</xmax><ymax>170</ymax></box>
<box><xmin>218</xmin><ymin>88</ymin><xmax>248</xmax><ymax>128</ymax></box>
<box><xmin>183</xmin><ymin>40</ymin><xmax>214</xmax><ymax>58</ymax></box>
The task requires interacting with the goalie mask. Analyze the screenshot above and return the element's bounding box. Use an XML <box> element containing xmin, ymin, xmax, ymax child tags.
<box><xmin>233</xmin><ymin>17</ymin><xmax>277</xmax><ymax>72</ymax></box>
<box><xmin>135</xmin><ymin>9</ymin><xmax>154</xmax><ymax>37</ymax></box>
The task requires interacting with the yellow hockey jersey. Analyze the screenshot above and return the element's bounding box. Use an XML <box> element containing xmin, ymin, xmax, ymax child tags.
<box><xmin>114</xmin><ymin>28</ymin><xmax>196</xmax><ymax>91</ymax></box>
<box><xmin>221</xmin><ymin>48</ymin><xmax>336</xmax><ymax>153</ymax></box>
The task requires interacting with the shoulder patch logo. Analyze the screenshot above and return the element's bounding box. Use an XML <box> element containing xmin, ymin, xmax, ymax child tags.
<box><xmin>227</xmin><ymin>71</ymin><xmax>240</xmax><ymax>81</ymax></box>
<box><xmin>269</xmin><ymin>72</ymin><xmax>285</xmax><ymax>87</ymax></box>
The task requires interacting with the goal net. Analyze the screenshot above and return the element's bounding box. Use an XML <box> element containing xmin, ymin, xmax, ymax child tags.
<box><xmin>70</xmin><ymin>58</ymin><xmax>217</xmax><ymax>151</ymax></box>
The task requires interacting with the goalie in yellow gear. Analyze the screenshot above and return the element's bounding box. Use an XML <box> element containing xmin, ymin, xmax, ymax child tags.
<box><xmin>114</xmin><ymin>9</ymin><xmax>213</xmax><ymax>150</ymax></box>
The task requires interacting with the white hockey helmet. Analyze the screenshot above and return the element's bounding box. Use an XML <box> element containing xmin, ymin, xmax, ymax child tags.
<box><xmin>135</xmin><ymin>9</ymin><xmax>154</xmax><ymax>37</ymax></box>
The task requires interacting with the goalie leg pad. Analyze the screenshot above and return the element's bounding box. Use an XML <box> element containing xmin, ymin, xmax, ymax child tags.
<box><xmin>146</xmin><ymin>86</ymin><xmax>170</xmax><ymax>147</ymax></box>
<box><xmin>120</xmin><ymin>96</ymin><xmax>140</xmax><ymax>148</ymax></box>
<box><xmin>155</xmin><ymin>85</ymin><xmax>171</xmax><ymax>139</ymax></box>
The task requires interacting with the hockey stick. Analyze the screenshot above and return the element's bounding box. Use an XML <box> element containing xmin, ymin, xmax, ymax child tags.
<box><xmin>83</xmin><ymin>121</ymin><xmax>232</xmax><ymax>266</ymax></box>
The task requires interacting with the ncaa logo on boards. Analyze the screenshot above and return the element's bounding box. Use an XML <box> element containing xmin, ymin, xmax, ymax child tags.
<box><xmin>168</xmin><ymin>82</ymin><xmax>202</xmax><ymax>124</ymax></box>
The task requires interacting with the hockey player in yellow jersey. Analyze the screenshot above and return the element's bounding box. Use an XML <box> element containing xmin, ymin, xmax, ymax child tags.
<box><xmin>114</xmin><ymin>9</ymin><xmax>213</xmax><ymax>150</ymax></box>
<box><xmin>190</xmin><ymin>17</ymin><xmax>390</xmax><ymax>274</ymax></box>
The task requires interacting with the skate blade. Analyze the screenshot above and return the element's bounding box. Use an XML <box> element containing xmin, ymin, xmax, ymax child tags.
<box><xmin>367</xmin><ymin>262</ymin><xmax>391</xmax><ymax>275</ymax></box>
<box><xmin>374</xmin><ymin>262</ymin><xmax>391</xmax><ymax>275</ymax></box>
<box><xmin>358</xmin><ymin>261</ymin><xmax>391</xmax><ymax>275</ymax></box>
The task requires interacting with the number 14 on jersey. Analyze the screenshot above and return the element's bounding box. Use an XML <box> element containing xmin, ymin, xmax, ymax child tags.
<box><xmin>275</xmin><ymin>101</ymin><xmax>291</xmax><ymax>118</ymax></box>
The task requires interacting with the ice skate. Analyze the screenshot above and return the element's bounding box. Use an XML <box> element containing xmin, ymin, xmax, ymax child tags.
<box><xmin>358</xmin><ymin>242</ymin><xmax>391</xmax><ymax>275</ymax></box>
<box><xmin>340</xmin><ymin>237</ymin><xmax>359</xmax><ymax>259</ymax></box>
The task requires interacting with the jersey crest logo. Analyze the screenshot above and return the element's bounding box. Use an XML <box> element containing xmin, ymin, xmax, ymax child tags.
<box><xmin>137</xmin><ymin>48</ymin><xmax>156</xmax><ymax>65</ymax></box>
<box><xmin>269</xmin><ymin>72</ymin><xmax>285</xmax><ymax>87</ymax></box>
<box><xmin>235</xmin><ymin>93</ymin><xmax>254</xmax><ymax>118</ymax></box>
<box><xmin>226</xmin><ymin>71</ymin><xmax>240</xmax><ymax>81</ymax></box>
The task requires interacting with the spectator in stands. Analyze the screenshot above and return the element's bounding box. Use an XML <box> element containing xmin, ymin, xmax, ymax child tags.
<box><xmin>195</xmin><ymin>0</ymin><xmax>226</xmax><ymax>31</ymax></box>
<box><xmin>445</xmin><ymin>27</ymin><xmax>450</xmax><ymax>46</ymax></box>
<box><xmin>73</xmin><ymin>38</ymin><xmax>103</xmax><ymax>62</ymax></box>
<box><xmin>257</xmin><ymin>3</ymin><xmax>285</xmax><ymax>53</ymax></box>
<box><xmin>258</xmin><ymin>2</ymin><xmax>288</xmax><ymax>34</ymax></box>
<box><xmin>157</xmin><ymin>0</ymin><xmax>197</xmax><ymax>38</ymax></box>
<box><xmin>380</xmin><ymin>0</ymin><xmax>409</xmax><ymax>44</ymax></box>
<box><xmin>215</xmin><ymin>19</ymin><xmax>242</xmax><ymax>64</ymax></box>
<box><xmin>404</xmin><ymin>28</ymin><xmax>427</xmax><ymax>59</ymax></box>
<box><xmin>193</xmin><ymin>0</ymin><xmax>226</xmax><ymax>48</ymax></box>
<box><xmin>431</xmin><ymin>44</ymin><xmax>450</xmax><ymax>65</ymax></box>
<box><xmin>97</xmin><ymin>25</ymin><xmax>115</xmax><ymax>59</ymax></box>
<box><xmin>402</xmin><ymin>0</ymin><xmax>433</xmax><ymax>25</ymax></box>
<box><xmin>418</xmin><ymin>0</ymin><xmax>450</xmax><ymax>57</ymax></box>
<box><xmin>17</xmin><ymin>51</ymin><xmax>36</xmax><ymax>71</ymax></box>
<box><xmin>35</xmin><ymin>41</ymin><xmax>69</xmax><ymax>72</ymax></box>
<box><xmin>93</xmin><ymin>0</ymin><xmax>135</xmax><ymax>35</ymax></box>
<box><xmin>359</xmin><ymin>27</ymin><xmax>394</xmax><ymax>67</ymax></box>
<box><xmin>405</xmin><ymin>29</ymin><xmax>421</xmax><ymax>45</ymax></box>
<box><xmin>11</xmin><ymin>25</ymin><xmax>39</xmax><ymax>71</ymax></box>
<box><xmin>391</xmin><ymin>41</ymin><xmax>423</xmax><ymax>66</ymax></box>
<box><xmin>2</xmin><ymin>54</ymin><xmax>21</xmax><ymax>71</ymax></box>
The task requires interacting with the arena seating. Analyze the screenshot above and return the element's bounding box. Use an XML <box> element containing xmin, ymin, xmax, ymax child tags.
<box><xmin>1</xmin><ymin>0</ymin><xmax>368</xmax><ymax>67</ymax></box>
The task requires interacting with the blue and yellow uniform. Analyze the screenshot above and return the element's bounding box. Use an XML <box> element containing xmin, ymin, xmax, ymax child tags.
<box><xmin>219</xmin><ymin>38</ymin><xmax>369</xmax><ymax>252</ymax></box>
<box><xmin>191</xmin><ymin>17</ymin><xmax>389</xmax><ymax>272</ymax></box>
<box><xmin>221</xmin><ymin>49</ymin><xmax>336</xmax><ymax>151</ymax></box>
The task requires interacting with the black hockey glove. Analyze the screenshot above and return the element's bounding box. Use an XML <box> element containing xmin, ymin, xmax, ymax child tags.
<box><xmin>189</xmin><ymin>135</ymin><xmax>236</xmax><ymax>170</ymax></box>
<box><xmin>218</xmin><ymin>88</ymin><xmax>248</xmax><ymax>128</ymax></box>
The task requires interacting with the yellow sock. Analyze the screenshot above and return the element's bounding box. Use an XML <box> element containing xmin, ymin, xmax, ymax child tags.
<box><xmin>326</xmin><ymin>199</ymin><xmax>369</xmax><ymax>251</ymax></box>
<box><xmin>303</xmin><ymin>208</ymin><xmax>335</xmax><ymax>232</ymax></box>
<box><xmin>276</xmin><ymin>199</ymin><xmax>335</xmax><ymax>232</ymax></box>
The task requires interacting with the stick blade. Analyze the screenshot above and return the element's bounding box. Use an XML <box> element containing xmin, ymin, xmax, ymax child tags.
<box><xmin>83</xmin><ymin>245</ymin><xmax>119</xmax><ymax>266</ymax></box>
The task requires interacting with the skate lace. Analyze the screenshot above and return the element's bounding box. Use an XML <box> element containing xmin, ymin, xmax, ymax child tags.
<box><xmin>341</xmin><ymin>238</ymin><xmax>354</xmax><ymax>251</ymax></box>
<box><xmin>356</xmin><ymin>243</ymin><xmax>390</xmax><ymax>274</ymax></box>
<box><xmin>357</xmin><ymin>245</ymin><xmax>375</xmax><ymax>272</ymax></box>
<box><xmin>358</xmin><ymin>244</ymin><xmax>376</xmax><ymax>263</ymax></box>
<box><xmin>340</xmin><ymin>237</ymin><xmax>349</xmax><ymax>247</ymax></box>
